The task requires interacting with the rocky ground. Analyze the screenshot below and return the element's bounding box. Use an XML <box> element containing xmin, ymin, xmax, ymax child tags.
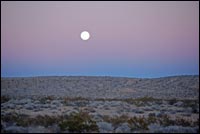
<box><xmin>1</xmin><ymin>75</ymin><xmax>199</xmax><ymax>133</ymax></box>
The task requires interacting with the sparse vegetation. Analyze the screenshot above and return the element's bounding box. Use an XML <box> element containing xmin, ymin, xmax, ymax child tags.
<box><xmin>174</xmin><ymin>117</ymin><xmax>193</xmax><ymax>127</ymax></box>
<box><xmin>124</xmin><ymin>96</ymin><xmax>161</xmax><ymax>106</ymax></box>
<box><xmin>146</xmin><ymin>115</ymin><xmax>157</xmax><ymax>124</ymax></box>
<box><xmin>155</xmin><ymin>114</ymin><xmax>198</xmax><ymax>128</ymax></box>
<box><xmin>59</xmin><ymin>111</ymin><xmax>99</xmax><ymax>132</ymax></box>
<box><xmin>18</xmin><ymin>115</ymin><xmax>62</xmax><ymax>127</ymax></box>
<box><xmin>1</xmin><ymin>96</ymin><xmax>10</xmax><ymax>103</ymax></box>
<box><xmin>1</xmin><ymin>76</ymin><xmax>199</xmax><ymax>133</ymax></box>
<box><xmin>1</xmin><ymin>112</ymin><xmax>62</xmax><ymax>127</ymax></box>
<box><xmin>135</xmin><ymin>96</ymin><xmax>159</xmax><ymax>102</ymax></box>
<box><xmin>182</xmin><ymin>100</ymin><xmax>195</xmax><ymax>107</ymax></box>
<box><xmin>39</xmin><ymin>96</ymin><xmax>55</xmax><ymax>104</ymax></box>
<box><xmin>102</xmin><ymin>114</ymin><xmax>129</xmax><ymax>129</ymax></box>
<box><xmin>168</xmin><ymin>98</ymin><xmax>177</xmax><ymax>105</ymax></box>
<box><xmin>1</xmin><ymin>112</ymin><xmax>20</xmax><ymax>123</ymax></box>
<box><xmin>66</xmin><ymin>96</ymin><xmax>89</xmax><ymax>101</ymax></box>
<box><xmin>158</xmin><ymin>114</ymin><xmax>174</xmax><ymax>126</ymax></box>
<box><xmin>128</xmin><ymin>116</ymin><xmax>149</xmax><ymax>131</ymax></box>
<box><xmin>62</xmin><ymin>97</ymin><xmax>89</xmax><ymax>106</ymax></box>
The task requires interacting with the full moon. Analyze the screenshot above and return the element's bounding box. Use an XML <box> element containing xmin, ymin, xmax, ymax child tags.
<box><xmin>80</xmin><ymin>31</ymin><xmax>90</xmax><ymax>40</ymax></box>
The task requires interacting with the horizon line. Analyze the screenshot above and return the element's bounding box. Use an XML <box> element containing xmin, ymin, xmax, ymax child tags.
<box><xmin>1</xmin><ymin>74</ymin><xmax>199</xmax><ymax>79</ymax></box>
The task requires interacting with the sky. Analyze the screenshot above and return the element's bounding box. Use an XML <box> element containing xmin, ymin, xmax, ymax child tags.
<box><xmin>1</xmin><ymin>1</ymin><xmax>199</xmax><ymax>78</ymax></box>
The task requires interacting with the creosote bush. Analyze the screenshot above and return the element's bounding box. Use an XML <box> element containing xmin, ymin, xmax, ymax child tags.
<box><xmin>102</xmin><ymin>114</ymin><xmax>129</xmax><ymax>129</ymax></box>
<box><xmin>1</xmin><ymin>96</ymin><xmax>10</xmax><ymax>103</ymax></box>
<box><xmin>124</xmin><ymin>96</ymin><xmax>160</xmax><ymax>106</ymax></box>
<box><xmin>128</xmin><ymin>116</ymin><xmax>149</xmax><ymax>131</ymax></box>
<box><xmin>59</xmin><ymin>111</ymin><xmax>99</xmax><ymax>132</ymax></box>
<box><xmin>39</xmin><ymin>96</ymin><xmax>55</xmax><ymax>104</ymax></box>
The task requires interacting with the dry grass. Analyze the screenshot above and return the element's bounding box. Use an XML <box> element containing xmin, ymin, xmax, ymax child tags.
<box><xmin>128</xmin><ymin>116</ymin><xmax>149</xmax><ymax>131</ymax></box>
<box><xmin>1</xmin><ymin>112</ymin><xmax>62</xmax><ymax>127</ymax></box>
<box><xmin>102</xmin><ymin>114</ymin><xmax>129</xmax><ymax>129</ymax></box>
<box><xmin>124</xmin><ymin>96</ymin><xmax>160</xmax><ymax>106</ymax></box>
<box><xmin>1</xmin><ymin>96</ymin><xmax>10</xmax><ymax>103</ymax></box>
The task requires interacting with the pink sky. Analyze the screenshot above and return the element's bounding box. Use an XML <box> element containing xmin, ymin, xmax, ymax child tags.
<box><xmin>1</xmin><ymin>1</ymin><xmax>199</xmax><ymax>77</ymax></box>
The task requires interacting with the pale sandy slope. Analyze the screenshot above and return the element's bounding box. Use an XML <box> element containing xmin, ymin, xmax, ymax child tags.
<box><xmin>1</xmin><ymin>75</ymin><xmax>199</xmax><ymax>100</ymax></box>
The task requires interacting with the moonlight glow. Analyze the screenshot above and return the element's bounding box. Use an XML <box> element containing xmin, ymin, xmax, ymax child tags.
<box><xmin>81</xmin><ymin>31</ymin><xmax>90</xmax><ymax>40</ymax></box>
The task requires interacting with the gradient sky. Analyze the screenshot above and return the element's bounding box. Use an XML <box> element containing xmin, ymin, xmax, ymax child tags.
<box><xmin>1</xmin><ymin>1</ymin><xmax>199</xmax><ymax>78</ymax></box>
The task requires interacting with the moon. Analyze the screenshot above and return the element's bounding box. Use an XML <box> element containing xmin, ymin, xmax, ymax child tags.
<box><xmin>80</xmin><ymin>31</ymin><xmax>90</xmax><ymax>40</ymax></box>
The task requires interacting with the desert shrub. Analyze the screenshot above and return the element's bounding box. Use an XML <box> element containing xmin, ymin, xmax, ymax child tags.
<box><xmin>174</xmin><ymin>117</ymin><xmax>192</xmax><ymax>127</ymax></box>
<box><xmin>102</xmin><ymin>114</ymin><xmax>129</xmax><ymax>129</ymax></box>
<box><xmin>2</xmin><ymin>113</ymin><xmax>62</xmax><ymax>127</ymax></box>
<box><xmin>63</xmin><ymin>97</ymin><xmax>69</xmax><ymax>105</ymax></box>
<box><xmin>124</xmin><ymin>98</ymin><xmax>142</xmax><ymax>106</ymax></box>
<box><xmin>62</xmin><ymin>97</ymin><xmax>89</xmax><ymax>106</ymax></box>
<box><xmin>1</xmin><ymin>96</ymin><xmax>10</xmax><ymax>103</ymax></box>
<box><xmin>158</xmin><ymin>114</ymin><xmax>175</xmax><ymax>126</ymax></box>
<box><xmin>182</xmin><ymin>100</ymin><xmax>196</xmax><ymax>107</ymax></box>
<box><xmin>94</xmin><ymin>98</ymin><xmax>125</xmax><ymax>102</ymax></box>
<box><xmin>146</xmin><ymin>115</ymin><xmax>157</xmax><ymax>124</ymax></box>
<box><xmin>193</xmin><ymin>118</ymin><xmax>199</xmax><ymax>126</ymax></box>
<box><xmin>95</xmin><ymin>98</ymin><xmax>106</xmax><ymax>101</ymax></box>
<box><xmin>1</xmin><ymin>112</ymin><xmax>19</xmax><ymax>122</ymax></box>
<box><xmin>124</xmin><ymin>98</ymin><xmax>139</xmax><ymax>106</ymax></box>
<box><xmin>128</xmin><ymin>114</ymin><xmax>196</xmax><ymax>129</ymax></box>
<box><xmin>192</xmin><ymin>107</ymin><xmax>198</xmax><ymax>113</ymax></box>
<box><xmin>25</xmin><ymin>115</ymin><xmax>62</xmax><ymax>127</ymax></box>
<box><xmin>128</xmin><ymin>116</ymin><xmax>149</xmax><ymax>131</ymax></box>
<box><xmin>59</xmin><ymin>111</ymin><xmax>99</xmax><ymax>133</ymax></box>
<box><xmin>135</xmin><ymin>96</ymin><xmax>158</xmax><ymax>102</ymax></box>
<box><xmin>102</xmin><ymin>115</ymin><xmax>110</xmax><ymax>122</ymax></box>
<box><xmin>156</xmin><ymin>114</ymin><xmax>198</xmax><ymax>127</ymax></box>
<box><xmin>1</xmin><ymin>112</ymin><xmax>30</xmax><ymax>126</ymax></box>
<box><xmin>182</xmin><ymin>99</ymin><xmax>199</xmax><ymax>113</ymax></box>
<box><xmin>168</xmin><ymin>98</ymin><xmax>177</xmax><ymax>105</ymax></box>
<box><xmin>38</xmin><ymin>95</ymin><xmax>55</xmax><ymax>104</ymax></box>
<box><xmin>64</xmin><ymin>97</ymin><xmax>89</xmax><ymax>101</ymax></box>
<box><xmin>125</xmin><ymin>96</ymin><xmax>160</xmax><ymax>106</ymax></box>
<box><xmin>45</xmin><ymin>95</ymin><xmax>55</xmax><ymax>101</ymax></box>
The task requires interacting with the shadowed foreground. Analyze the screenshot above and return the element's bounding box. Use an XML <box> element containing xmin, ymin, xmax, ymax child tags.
<box><xmin>1</xmin><ymin>75</ymin><xmax>199</xmax><ymax>133</ymax></box>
